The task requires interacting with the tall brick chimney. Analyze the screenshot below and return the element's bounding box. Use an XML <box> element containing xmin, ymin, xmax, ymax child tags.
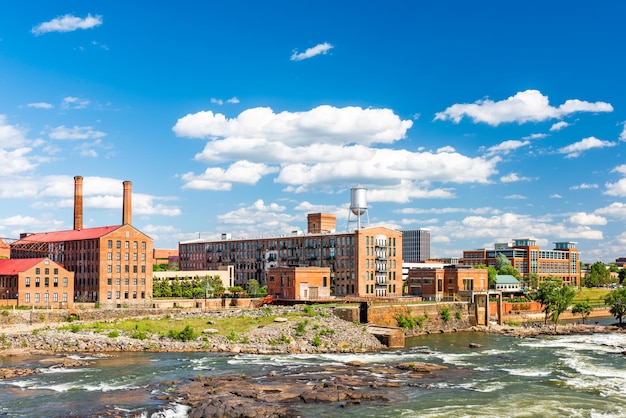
<box><xmin>73</xmin><ymin>176</ymin><xmax>83</xmax><ymax>230</ymax></box>
<box><xmin>122</xmin><ymin>180</ymin><xmax>132</xmax><ymax>225</ymax></box>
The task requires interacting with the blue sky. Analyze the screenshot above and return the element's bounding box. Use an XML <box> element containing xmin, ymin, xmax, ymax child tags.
<box><xmin>1</xmin><ymin>1</ymin><xmax>626</xmax><ymax>263</ymax></box>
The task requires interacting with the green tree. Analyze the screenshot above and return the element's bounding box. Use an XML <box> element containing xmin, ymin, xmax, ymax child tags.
<box><xmin>584</xmin><ymin>261</ymin><xmax>611</xmax><ymax>287</ymax></box>
<box><xmin>247</xmin><ymin>279</ymin><xmax>261</xmax><ymax>296</ymax></box>
<box><xmin>498</xmin><ymin>265</ymin><xmax>521</xmax><ymax>279</ymax></box>
<box><xmin>523</xmin><ymin>273</ymin><xmax>540</xmax><ymax>289</ymax></box>
<box><xmin>571</xmin><ymin>298</ymin><xmax>592</xmax><ymax>324</ymax></box>
<box><xmin>604</xmin><ymin>287</ymin><xmax>626</xmax><ymax>326</ymax></box>
<box><xmin>536</xmin><ymin>276</ymin><xmax>575</xmax><ymax>327</ymax></box>
<box><xmin>171</xmin><ymin>277</ymin><xmax>182</xmax><ymax>297</ymax></box>
<box><xmin>161</xmin><ymin>278</ymin><xmax>172</xmax><ymax>297</ymax></box>
<box><xmin>181</xmin><ymin>277</ymin><xmax>193</xmax><ymax>298</ymax></box>
<box><xmin>153</xmin><ymin>277</ymin><xmax>162</xmax><ymax>298</ymax></box>
<box><xmin>207</xmin><ymin>276</ymin><xmax>225</xmax><ymax>296</ymax></box>
<box><xmin>495</xmin><ymin>253</ymin><xmax>511</xmax><ymax>270</ymax></box>
<box><xmin>618</xmin><ymin>268</ymin><xmax>626</xmax><ymax>286</ymax></box>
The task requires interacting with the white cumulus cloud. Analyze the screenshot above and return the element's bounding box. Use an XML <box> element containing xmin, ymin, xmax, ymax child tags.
<box><xmin>434</xmin><ymin>89</ymin><xmax>613</xmax><ymax>126</ymax></box>
<box><xmin>26</xmin><ymin>102</ymin><xmax>53</xmax><ymax>109</ymax></box>
<box><xmin>558</xmin><ymin>136</ymin><xmax>616</xmax><ymax>158</ymax></box>
<box><xmin>173</xmin><ymin>105</ymin><xmax>501</xmax><ymax>197</ymax></box>
<box><xmin>290</xmin><ymin>42</ymin><xmax>333</xmax><ymax>61</ymax></box>
<box><xmin>569</xmin><ymin>212</ymin><xmax>607</xmax><ymax>226</ymax></box>
<box><xmin>32</xmin><ymin>13</ymin><xmax>103</xmax><ymax>35</ymax></box>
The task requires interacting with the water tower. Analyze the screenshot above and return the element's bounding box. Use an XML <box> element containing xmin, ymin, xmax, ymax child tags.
<box><xmin>347</xmin><ymin>186</ymin><xmax>369</xmax><ymax>230</ymax></box>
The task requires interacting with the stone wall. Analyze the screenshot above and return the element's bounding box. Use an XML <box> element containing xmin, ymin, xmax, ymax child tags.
<box><xmin>367</xmin><ymin>302</ymin><xmax>474</xmax><ymax>335</ymax></box>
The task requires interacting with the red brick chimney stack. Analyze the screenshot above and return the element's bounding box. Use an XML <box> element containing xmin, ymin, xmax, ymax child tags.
<box><xmin>122</xmin><ymin>180</ymin><xmax>132</xmax><ymax>225</ymax></box>
<box><xmin>73</xmin><ymin>176</ymin><xmax>83</xmax><ymax>230</ymax></box>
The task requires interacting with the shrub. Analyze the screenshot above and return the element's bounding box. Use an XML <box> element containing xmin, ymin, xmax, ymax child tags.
<box><xmin>178</xmin><ymin>325</ymin><xmax>197</xmax><ymax>341</ymax></box>
<box><xmin>108</xmin><ymin>331</ymin><xmax>119</xmax><ymax>338</ymax></box>
<box><xmin>226</xmin><ymin>330</ymin><xmax>238</xmax><ymax>343</ymax></box>
<box><xmin>455</xmin><ymin>310</ymin><xmax>462</xmax><ymax>320</ymax></box>
<box><xmin>70</xmin><ymin>324</ymin><xmax>81</xmax><ymax>333</ymax></box>
<box><xmin>312</xmin><ymin>334</ymin><xmax>321</xmax><ymax>347</ymax></box>
<box><xmin>295</xmin><ymin>320</ymin><xmax>308</xmax><ymax>336</ymax></box>
<box><xmin>131</xmin><ymin>331</ymin><xmax>148</xmax><ymax>340</ymax></box>
<box><xmin>440</xmin><ymin>307</ymin><xmax>451</xmax><ymax>323</ymax></box>
<box><xmin>396</xmin><ymin>313</ymin><xmax>416</xmax><ymax>329</ymax></box>
<box><xmin>415</xmin><ymin>315</ymin><xmax>426</xmax><ymax>328</ymax></box>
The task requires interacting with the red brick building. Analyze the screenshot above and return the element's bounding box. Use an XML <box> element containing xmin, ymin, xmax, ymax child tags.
<box><xmin>407</xmin><ymin>266</ymin><xmax>488</xmax><ymax>300</ymax></box>
<box><xmin>267</xmin><ymin>266</ymin><xmax>331</xmax><ymax>300</ymax></box>
<box><xmin>10</xmin><ymin>176</ymin><xmax>153</xmax><ymax>307</ymax></box>
<box><xmin>0</xmin><ymin>258</ymin><xmax>74</xmax><ymax>308</ymax></box>
<box><xmin>180</xmin><ymin>213</ymin><xmax>403</xmax><ymax>298</ymax></box>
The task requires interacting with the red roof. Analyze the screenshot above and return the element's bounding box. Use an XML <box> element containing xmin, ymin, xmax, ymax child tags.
<box><xmin>0</xmin><ymin>258</ymin><xmax>46</xmax><ymax>275</ymax></box>
<box><xmin>12</xmin><ymin>226</ymin><xmax>122</xmax><ymax>244</ymax></box>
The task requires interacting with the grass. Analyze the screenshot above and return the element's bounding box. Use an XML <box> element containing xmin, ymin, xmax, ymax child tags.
<box><xmin>574</xmin><ymin>288</ymin><xmax>611</xmax><ymax>307</ymax></box>
<box><xmin>80</xmin><ymin>315</ymin><xmax>282</xmax><ymax>339</ymax></box>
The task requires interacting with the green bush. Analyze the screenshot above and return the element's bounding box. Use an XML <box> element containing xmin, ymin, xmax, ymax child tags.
<box><xmin>108</xmin><ymin>331</ymin><xmax>119</xmax><ymax>338</ymax></box>
<box><xmin>455</xmin><ymin>310</ymin><xmax>462</xmax><ymax>320</ymax></box>
<box><xmin>131</xmin><ymin>331</ymin><xmax>148</xmax><ymax>340</ymax></box>
<box><xmin>226</xmin><ymin>330</ymin><xmax>238</xmax><ymax>343</ymax></box>
<box><xmin>440</xmin><ymin>307</ymin><xmax>451</xmax><ymax>323</ymax></box>
<box><xmin>302</xmin><ymin>305</ymin><xmax>315</xmax><ymax>316</ymax></box>
<box><xmin>416</xmin><ymin>315</ymin><xmax>426</xmax><ymax>328</ymax></box>
<box><xmin>70</xmin><ymin>324</ymin><xmax>81</xmax><ymax>333</ymax></box>
<box><xmin>167</xmin><ymin>325</ymin><xmax>197</xmax><ymax>342</ymax></box>
<box><xmin>396</xmin><ymin>313</ymin><xmax>416</xmax><ymax>329</ymax></box>
<box><xmin>312</xmin><ymin>334</ymin><xmax>321</xmax><ymax>347</ymax></box>
<box><xmin>295</xmin><ymin>320</ymin><xmax>308</xmax><ymax>336</ymax></box>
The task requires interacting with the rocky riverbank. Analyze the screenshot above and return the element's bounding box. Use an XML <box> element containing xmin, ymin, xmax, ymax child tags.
<box><xmin>475</xmin><ymin>322</ymin><xmax>626</xmax><ymax>338</ymax></box>
<box><xmin>0</xmin><ymin>306</ymin><xmax>385</xmax><ymax>358</ymax></box>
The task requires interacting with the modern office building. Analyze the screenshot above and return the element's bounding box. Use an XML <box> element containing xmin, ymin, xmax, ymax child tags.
<box><xmin>179</xmin><ymin>213</ymin><xmax>403</xmax><ymax>298</ymax></box>
<box><xmin>10</xmin><ymin>176</ymin><xmax>153</xmax><ymax>306</ymax></box>
<box><xmin>460</xmin><ymin>238</ymin><xmax>580</xmax><ymax>286</ymax></box>
<box><xmin>401</xmin><ymin>229</ymin><xmax>431</xmax><ymax>262</ymax></box>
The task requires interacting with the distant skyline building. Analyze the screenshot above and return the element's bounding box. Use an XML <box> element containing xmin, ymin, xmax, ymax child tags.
<box><xmin>460</xmin><ymin>238</ymin><xmax>580</xmax><ymax>286</ymax></box>
<box><xmin>401</xmin><ymin>229</ymin><xmax>431</xmax><ymax>262</ymax></box>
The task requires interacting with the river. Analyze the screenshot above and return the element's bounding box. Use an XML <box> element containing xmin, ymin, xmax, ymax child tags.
<box><xmin>2</xmin><ymin>321</ymin><xmax>626</xmax><ymax>417</ymax></box>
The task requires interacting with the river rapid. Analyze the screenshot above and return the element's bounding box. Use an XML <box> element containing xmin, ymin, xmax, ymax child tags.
<box><xmin>2</xmin><ymin>324</ymin><xmax>626</xmax><ymax>417</ymax></box>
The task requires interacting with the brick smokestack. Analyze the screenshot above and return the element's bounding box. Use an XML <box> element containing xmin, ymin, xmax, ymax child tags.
<box><xmin>122</xmin><ymin>180</ymin><xmax>132</xmax><ymax>225</ymax></box>
<box><xmin>73</xmin><ymin>176</ymin><xmax>83</xmax><ymax>230</ymax></box>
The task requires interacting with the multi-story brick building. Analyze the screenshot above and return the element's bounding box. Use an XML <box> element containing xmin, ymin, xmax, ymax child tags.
<box><xmin>179</xmin><ymin>213</ymin><xmax>403</xmax><ymax>298</ymax></box>
<box><xmin>460</xmin><ymin>238</ymin><xmax>580</xmax><ymax>286</ymax></box>
<box><xmin>0</xmin><ymin>257</ymin><xmax>74</xmax><ymax>308</ymax></box>
<box><xmin>406</xmin><ymin>265</ymin><xmax>488</xmax><ymax>300</ymax></box>
<box><xmin>10</xmin><ymin>176</ymin><xmax>153</xmax><ymax>306</ymax></box>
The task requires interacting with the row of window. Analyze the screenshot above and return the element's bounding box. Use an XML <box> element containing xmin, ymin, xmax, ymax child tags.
<box><xmin>107</xmin><ymin>240</ymin><xmax>147</xmax><ymax>251</ymax></box>
<box><xmin>23</xmin><ymin>292</ymin><xmax>68</xmax><ymax>303</ymax></box>
<box><xmin>106</xmin><ymin>265</ymin><xmax>146</xmax><ymax>274</ymax></box>
<box><xmin>107</xmin><ymin>252</ymin><xmax>147</xmax><ymax>261</ymax></box>
<box><xmin>25</xmin><ymin>277</ymin><xmax>69</xmax><ymax>287</ymax></box>
<box><xmin>106</xmin><ymin>278</ymin><xmax>146</xmax><ymax>286</ymax></box>
<box><xmin>106</xmin><ymin>290</ymin><xmax>145</xmax><ymax>299</ymax></box>
<box><xmin>34</xmin><ymin>267</ymin><xmax>59</xmax><ymax>275</ymax></box>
